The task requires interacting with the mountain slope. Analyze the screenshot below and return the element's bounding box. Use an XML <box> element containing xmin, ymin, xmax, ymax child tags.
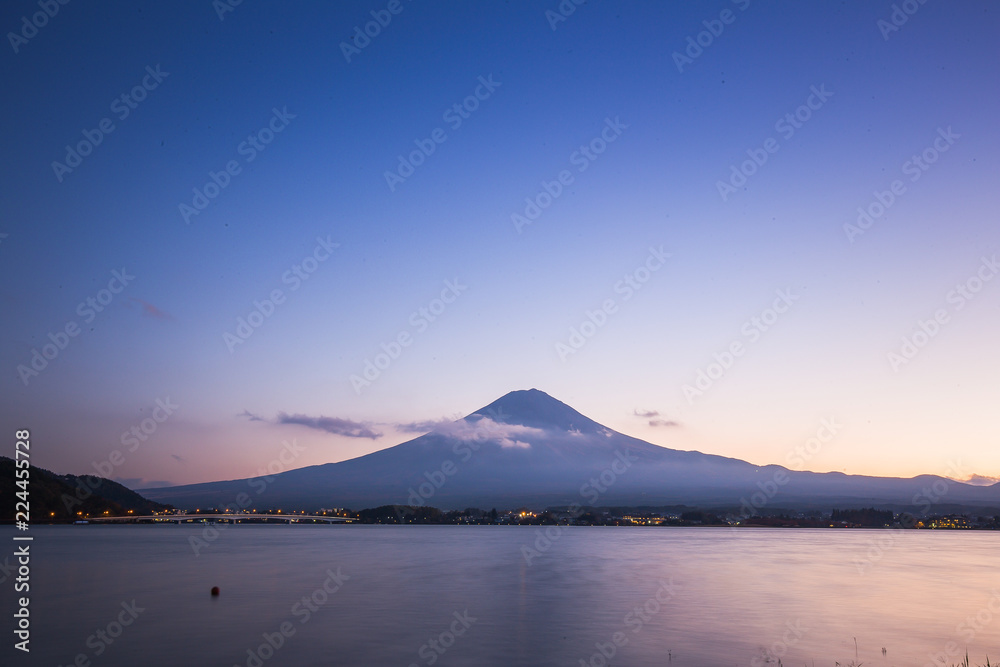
<box><xmin>1</xmin><ymin>457</ymin><xmax>172</xmax><ymax>521</ymax></box>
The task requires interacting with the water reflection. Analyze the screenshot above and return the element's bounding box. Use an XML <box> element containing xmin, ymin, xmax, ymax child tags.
<box><xmin>9</xmin><ymin>525</ymin><xmax>998</xmax><ymax>666</ymax></box>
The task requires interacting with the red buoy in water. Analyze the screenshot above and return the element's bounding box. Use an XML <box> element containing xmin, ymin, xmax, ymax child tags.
<box><xmin>211</xmin><ymin>586</ymin><xmax>220</xmax><ymax>596</ymax></box>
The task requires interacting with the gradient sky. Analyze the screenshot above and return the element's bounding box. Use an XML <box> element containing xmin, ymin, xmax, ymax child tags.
<box><xmin>2</xmin><ymin>0</ymin><xmax>998</xmax><ymax>489</ymax></box>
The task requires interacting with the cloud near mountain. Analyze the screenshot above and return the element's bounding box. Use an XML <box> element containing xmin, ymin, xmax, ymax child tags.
<box><xmin>952</xmin><ymin>474</ymin><xmax>1000</xmax><ymax>487</ymax></box>
<box><xmin>238</xmin><ymin>409</ymin><xmax>265</xmax><ymax>422</ymax></box>
<box><xmin>433</xmin><ymin>415</ymin><xmax>544</xmax><ymax>449</ymax></box>
<box><xmin>276</xmin><ymin>412</ymin><xmax>382</xmax><ymax>439</ymax></box>
<box><xmin>633</xmin><ymin>408</ymin><xmax>679</xmax><ymax>427</ymax></box>
<box><xmin>238</xmin><ymin>408</ymin><xmax>384</xmax><ymax>439</ymax></box>
<box><xmin>394</xmin><ymin>418</ymin><xmax>457</xmax><ymax>433</ymax></box>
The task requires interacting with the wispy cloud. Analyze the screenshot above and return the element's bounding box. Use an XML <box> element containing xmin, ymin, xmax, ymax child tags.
<box><xmin>434</xmin><ymin>416</ymin><xmax>543</xmax><ymax>449</ymax></box>
<box><xmin>394</xmin><ymin>418</ymin><xmax>456</xmax><ymax>433</ymax></box>
<box><xmin>170</xmin><ymin>454</ymin><xmax>185</xmax><ymax>463</ymax></box>
<box><xmin>238</xmin><ymin>409</ymin><xmax>265</xmax><ymax>422</ymax></box>
<box><xmin>240</xmin><ymin>408</ymin><xmax>383</xmax><ymax>439</ymax></box>
<box><xmin>952</xmin><ymin>473</ymin><xmax>1000</xmax><ymax>487</ymax></box>
<box><xmin>277</xmin><ymin>412</ymin><xmax>382</xmax><ymax>439</ymax></box>
<box><xmin>634</xmin><ymin>408</ymin><xmax>678</xmax><ymax>427</ymax></box>
<box><xmin>131</xmin><ymin>297</ymin><xmax>172</xmax><ymax>320</ymax></box>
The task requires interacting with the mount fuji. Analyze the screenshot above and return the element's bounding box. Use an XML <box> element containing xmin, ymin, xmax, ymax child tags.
<box><xmin>144</xmin><ymin>389</ymin><xmax>1000</xmax><ymax>513</ymax></box>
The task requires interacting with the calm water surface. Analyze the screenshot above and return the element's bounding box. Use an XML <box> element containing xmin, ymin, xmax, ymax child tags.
<box><xmin>2</xmin><ymin>525</ymin><xmax>998</xmax><ymax>666</ymax></box>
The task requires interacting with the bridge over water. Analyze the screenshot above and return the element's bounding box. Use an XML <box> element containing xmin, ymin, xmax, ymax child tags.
<box><xmin>86</xmin><ymin>513</ymin><xmax>353</xmax><ymax>524</ymax></box>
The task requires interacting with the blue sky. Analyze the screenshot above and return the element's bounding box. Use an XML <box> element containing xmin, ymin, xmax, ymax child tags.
<box><xmin>2</xmin><ymin>0</ymin><xmax>998</xmax><ymax>488</ymax></box>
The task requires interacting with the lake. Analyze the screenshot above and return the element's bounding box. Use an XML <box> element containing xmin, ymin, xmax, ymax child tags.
<box><xmin>3</xmin><ymin>525</ymin><xmax>998</xmax><ymax>666</ymax></box>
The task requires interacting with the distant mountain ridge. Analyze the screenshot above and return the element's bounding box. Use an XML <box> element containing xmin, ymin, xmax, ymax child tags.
<box><xmin>1</xmin><ymin>457</ymin><xmax>171</xmax><ymax>521</ymax></box>
<box><xmin>144</xmin><ymin>389</ymin><xmax>1000</xmax><ymax>513</ymax></box>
